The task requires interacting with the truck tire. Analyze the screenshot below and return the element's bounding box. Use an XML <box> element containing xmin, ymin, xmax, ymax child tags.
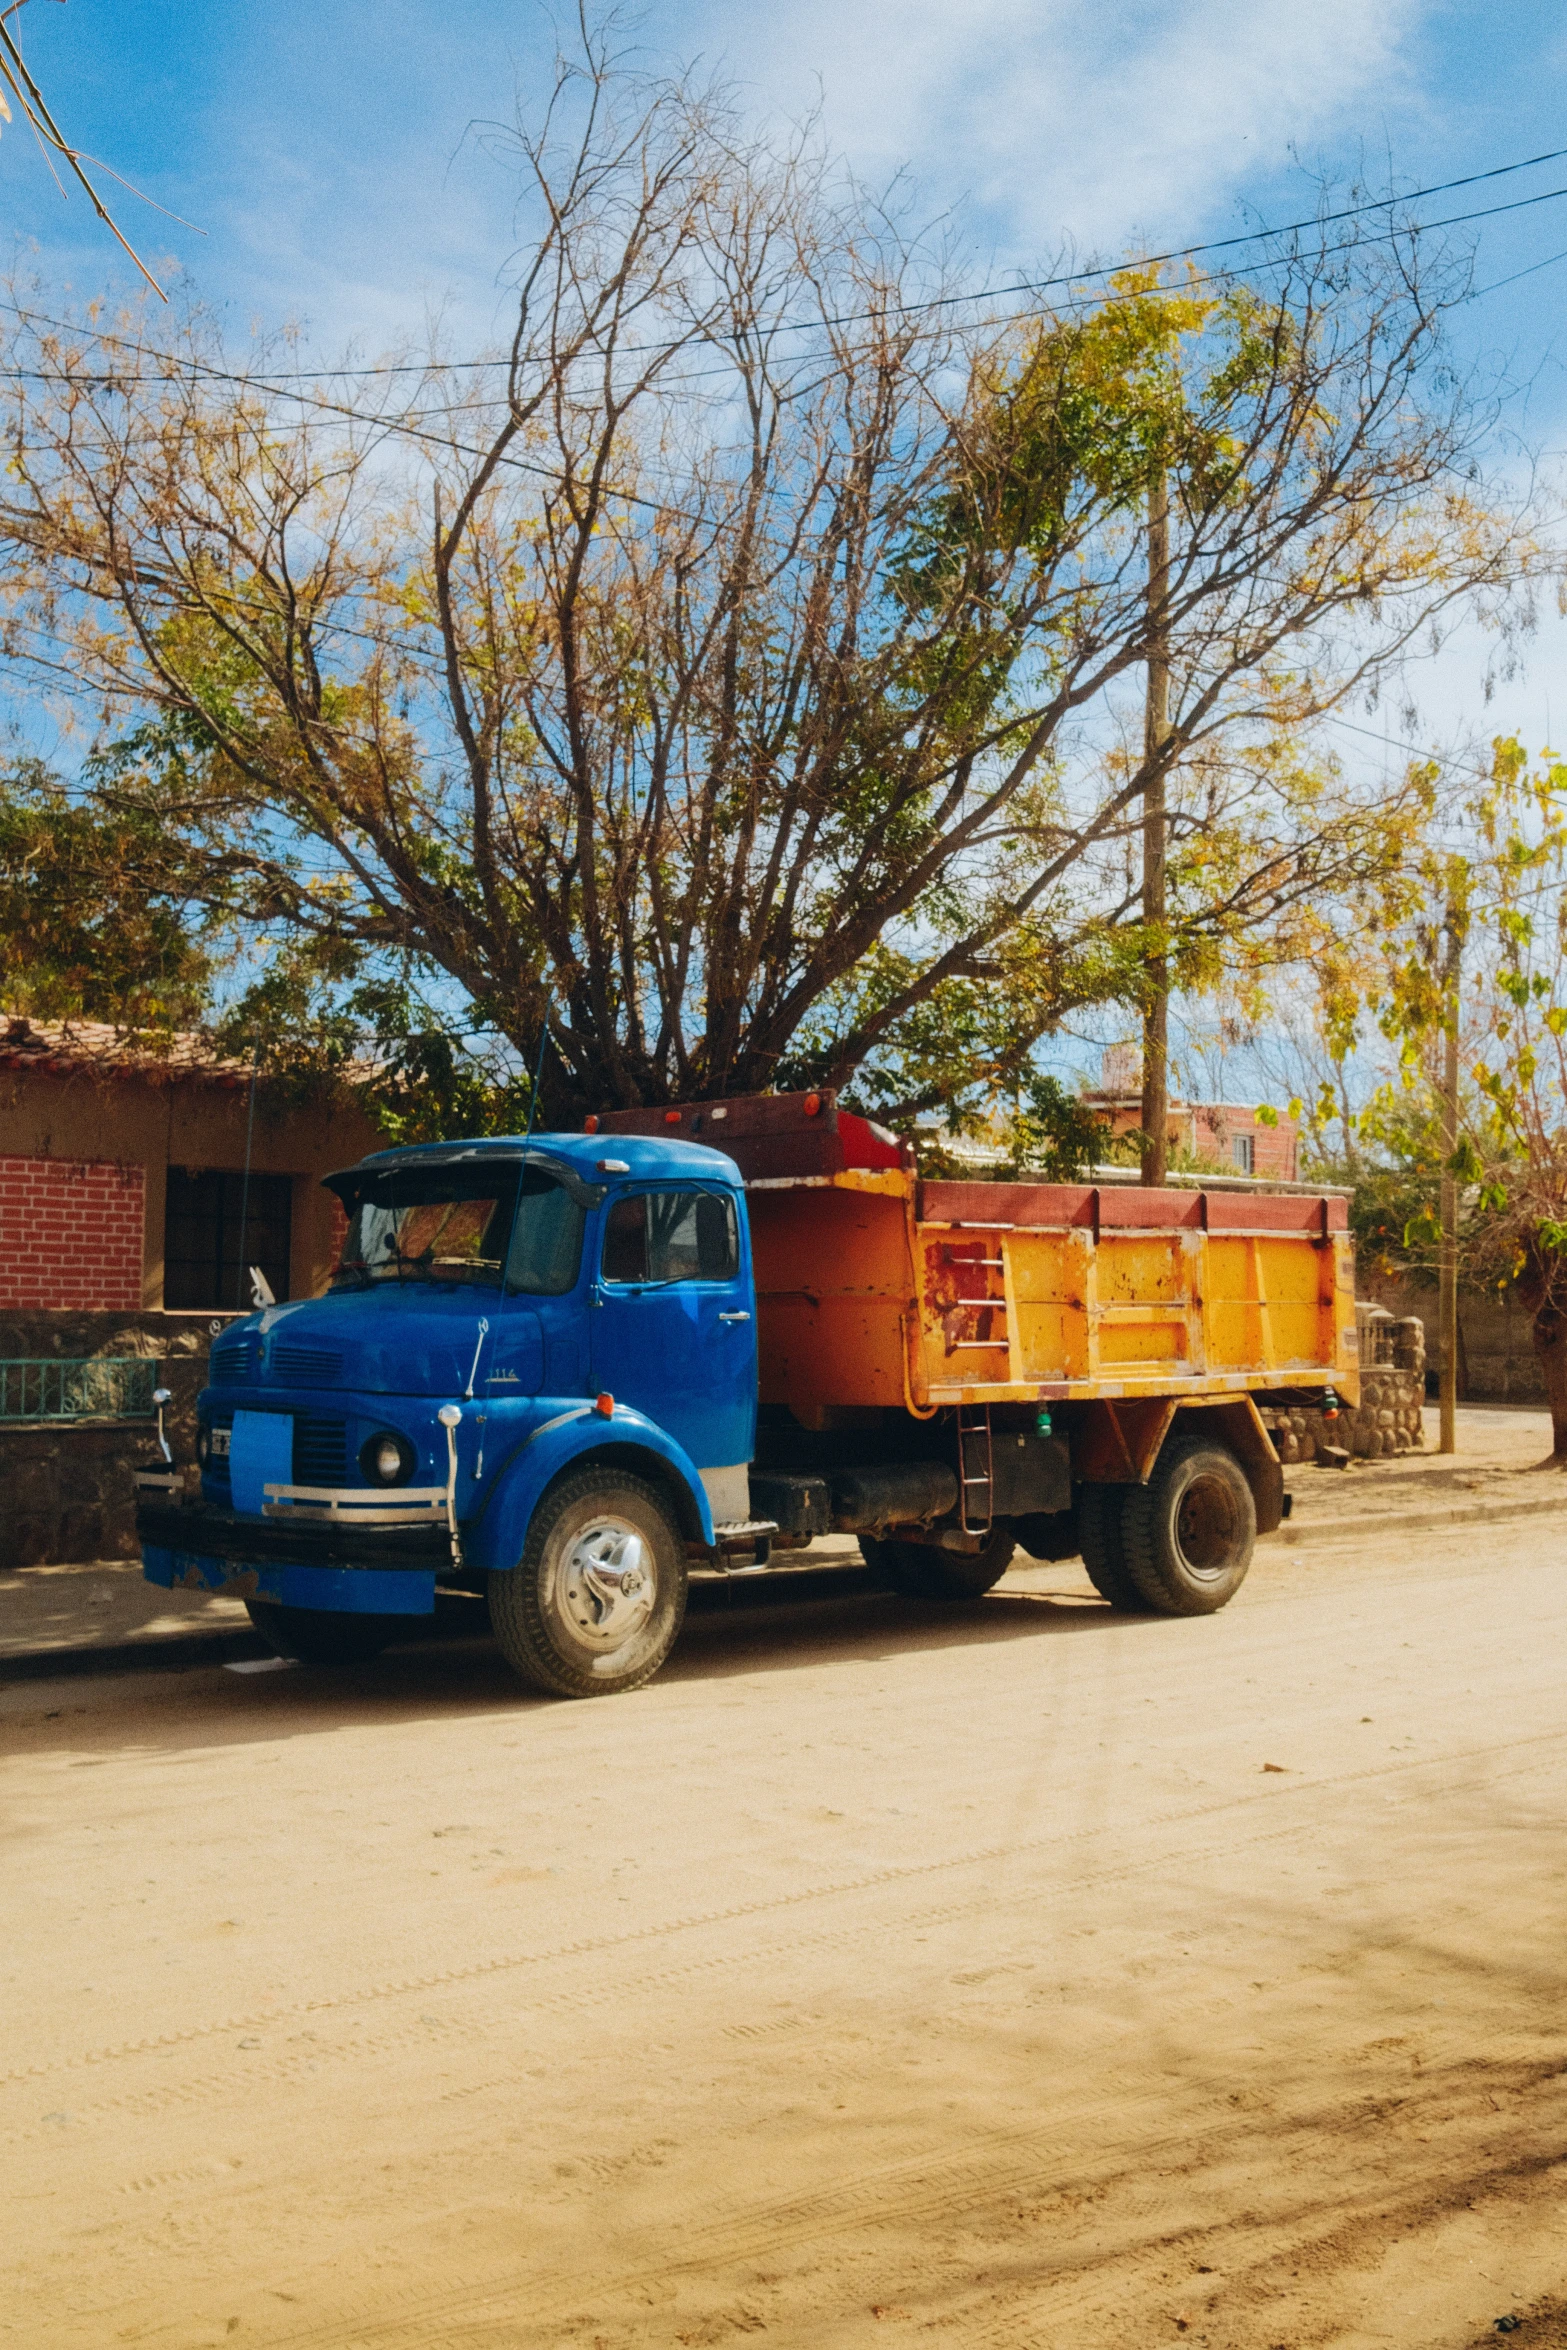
<box><xmin>860</xmin><ymin>1527</ymin><xmax>1015</xmax><ymax>1601</ymax></box>
<box><xmin>489</xmin><ymin>1467</ymin><xmax>687</xmax><ymax>1698</ymax></box>
<box><xmin>1119</xmin><ymin>1440</ymin><xmax>1255</xmax><ymax>1616</ymax></box>
<box><xmin>1077</xmin><ymin>1483</ymin><xmax>1149</xmax><ymax>1611</ymax></box>
<box><xmin>245</xmin><ymin>1600</ymin><xmax>393</xmax><ymax>1665</ymax></box>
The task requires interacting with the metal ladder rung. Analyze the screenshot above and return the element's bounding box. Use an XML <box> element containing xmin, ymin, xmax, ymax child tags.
<box><xmin>958</xmin><ymin>1401</ymin><xmax>994</xmax><ymax>1533</ymax></box>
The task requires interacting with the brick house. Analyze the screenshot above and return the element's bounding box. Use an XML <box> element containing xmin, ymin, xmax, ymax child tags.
<box><xmin>1081</xmin><ymin>1047</ymin><xmax>1298</xmax><ymax>1181</ymax></box>
<box><xmin>0</xmin><ymin>1019</ymin><xmax>378</xmax><ymax>1312</ymax></box>
<box><xmin>0</xmin><ymin>1019</ymin><xmax>381</xmax><ymax>1566</ymax></box>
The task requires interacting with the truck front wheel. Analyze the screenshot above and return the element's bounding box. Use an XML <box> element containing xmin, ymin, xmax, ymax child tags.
<box><xmin>860</xmin><ymin>1527</ymin><xmax>1015</xmax><ymax>1602</ymax></box>
<box><xmin>490</xmin><ymin>1468</ymin><xmax>687</xmax><ymax>1698</ymax></box>
<box><xmin>1119</xmin><ymin>1441</ymin><xmax>1255</xmax><ymax>1615</ymax></box>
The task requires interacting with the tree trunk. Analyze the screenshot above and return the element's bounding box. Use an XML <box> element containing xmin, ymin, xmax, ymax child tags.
<box><xmin>1528</xmin><ymin>1293</ymin><xmax>1567</xmax><ymax>1462</ymax></box>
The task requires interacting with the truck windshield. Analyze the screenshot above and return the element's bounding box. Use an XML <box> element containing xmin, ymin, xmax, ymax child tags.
<box><xmin>329</xmin><ymin>1164</ymin><xmax>585</xmax><ymax>1294</ymax></box>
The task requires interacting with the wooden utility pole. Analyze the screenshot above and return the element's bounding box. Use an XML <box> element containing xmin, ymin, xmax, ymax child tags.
<box><xmin>1140</xmin><ymin>465</ymin><xmax>1170</xmax><ymax>1187</ymax></box>
<box><xmin>1437</xmin><ymin>909</ymin><xmax>1461</xmax><ymax>1454</ymax></box>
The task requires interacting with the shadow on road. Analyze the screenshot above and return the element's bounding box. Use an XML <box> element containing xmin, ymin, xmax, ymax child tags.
<box><xmin>0</xmin><ymin>1562</ymin><xmax>1166</xmax><ymax>1754</ymax></box>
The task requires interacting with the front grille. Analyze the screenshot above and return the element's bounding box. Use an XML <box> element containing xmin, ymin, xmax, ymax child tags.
<box><xmin>210</xmin><ymin>1335</ymin><xmax>259</xmax><ymax>1385</ymax></box>
<box><xmin>271</xmin><ymin>1344</ymin><xmax>343</xmax><ymax>1388</ymax></box>
<box><xmin>292</xmin><ymin>1415</ymin><xmax>348</xmax><ymax>1487</ymax></box>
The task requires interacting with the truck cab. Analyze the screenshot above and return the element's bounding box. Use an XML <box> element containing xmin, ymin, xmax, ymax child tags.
<box><xmin>138</xmin><ymin>1132</ymin><xmax>766</xmax><ymax>1697</ymax></box>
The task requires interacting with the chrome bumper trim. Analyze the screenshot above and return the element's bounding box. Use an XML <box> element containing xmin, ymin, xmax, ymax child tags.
<box><xmin>262</xmin><ymin>1482</ymin><xmax>447</xmax><ymax>1526</ymax></box>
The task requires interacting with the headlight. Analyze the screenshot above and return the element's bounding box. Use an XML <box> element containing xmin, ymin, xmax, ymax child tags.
<box><xmin>359</xmin><ymin>1430</ymin><xmax>416</xmax><ymax>1487</ymax></box>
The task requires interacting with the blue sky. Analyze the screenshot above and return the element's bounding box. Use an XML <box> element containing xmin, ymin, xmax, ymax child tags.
<box><xmin>8</xmin><ymin>0</ymin><xmax>1567</xmax><ymax>392</ymax></box>
<box><xmin>5</xmin><ymin>0</ymin><xmax>1559</xmax><ymax>760</ymax></box>
<box><xmin>6</xmin><ymin>0</ymin><xmax>1567</xmax><ymax>1094</ymax></box>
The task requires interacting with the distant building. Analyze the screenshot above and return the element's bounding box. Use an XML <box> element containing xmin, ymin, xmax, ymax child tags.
<box><xmin>1083</xmin><ymin>1046</ymin><xmax>1298</xmax><ymax>1181</ymax></box>
<box><xmin>0</xmin><ymin>1019</ymin><xmax>380</xmax><ymax>1311</ymax></box>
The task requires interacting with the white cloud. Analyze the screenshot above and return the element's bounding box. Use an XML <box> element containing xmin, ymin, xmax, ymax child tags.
<box><xmin>713</xmin><ymin>0</ymin><xmax>1427</xmax><ymax>259</ymax></box>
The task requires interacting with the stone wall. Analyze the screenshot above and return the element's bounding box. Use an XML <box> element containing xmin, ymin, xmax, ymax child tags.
<box><xmin>1259</xmin><ymin>1307</ymin><xmax>1426</xmax><ymax>1465</ymax></box>
<box><xmin>1360</xmin><ymin>1271</ymin><xmax>1543</xmax><ymax>1404</ymax></box>
<box><xmin>0</xmin><ymin>1308</ymin><xmax>241</xmax><ymax>1567</ymax></box>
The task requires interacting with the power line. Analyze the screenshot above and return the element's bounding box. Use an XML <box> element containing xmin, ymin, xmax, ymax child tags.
<box><xmin>33</xmin><ymin>138</ymin><xmax>1567</xmax><ymax>384</ymax></box>
<box><xmin>762</xmin><ymin>146</ymin><xmax>1567</xmax><ymax>344</ymax></box>
<box><xmin>1471</xmin><ymin>243</ymin><xmax>1567</xmax><ymax>299</ymax></box>
<box><xmin>6</xmin><ymin>142</ymin><xmax>1567</xmax><ymax>444</ymax></box>
<box><xmin>0</xmin><ymin>151</ymin><xmax>1559</xmax><ymax>716</ymax></box>
<box><xmin>0</xmin><ymin>171</ymin><xmax>1539</xmax><ymax>531</ymax></box>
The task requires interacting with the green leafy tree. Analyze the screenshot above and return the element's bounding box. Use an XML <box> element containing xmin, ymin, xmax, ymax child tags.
<box><xmin>0</xmin><ymin>37</ymin><xmax>1532</xmax><ymax>1129</ymax></box>
<box><xmin>1307</xmin><ymin>737</ymin><xmax>1567</xmax><ymax>1457</ymax></box>
<box><xmin>0</xmin><ymin>759</ymin><xmax>217</xmax><ymax>1029</ymax></box>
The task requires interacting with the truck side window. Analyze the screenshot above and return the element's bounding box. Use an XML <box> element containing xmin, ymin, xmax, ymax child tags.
<box><xmin>504</xmin><ymin>1169</ymin><xmax>586</xmax><ymax>1295</ymax></box>
<box><xmin>650</xmin><ymin>1190</ymin><xmax>737</xmax><ymax>1281</ymax></box>
<box><xmin>601</xmin><ymin>1195</ymin><xmax>649</xmax><ymax>1284</ymax></box>
<box><xmin>601</xmin><ymin>1190</ymin><xmax>739</xmax><ymax>1285</ymax></box>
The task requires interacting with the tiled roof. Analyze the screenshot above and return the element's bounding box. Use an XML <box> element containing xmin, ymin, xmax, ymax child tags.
<box><xmin>0</xmin><ymin>1017</ymin><xmax>252</xmax><ymax>1086</ymax></box>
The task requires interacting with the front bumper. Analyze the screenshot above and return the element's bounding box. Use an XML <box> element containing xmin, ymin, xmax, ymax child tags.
<box><xmin>138</xmin><ymin>1497</ymin><xmax>444</xmax><ymax>1615</ymax></box>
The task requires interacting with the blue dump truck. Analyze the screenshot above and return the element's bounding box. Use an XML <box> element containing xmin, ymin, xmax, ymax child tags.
<box><xmin>136</xmin><ymin>1092</ymin><xmax>1351</xmax><ymax>1697</ymax></box>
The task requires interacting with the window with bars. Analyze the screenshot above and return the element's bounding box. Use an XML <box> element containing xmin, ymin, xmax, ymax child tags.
<box><xmin>164</xmin><ymin>1168</ymin><xmax>293</xmax><ymax>1310</ymax></box>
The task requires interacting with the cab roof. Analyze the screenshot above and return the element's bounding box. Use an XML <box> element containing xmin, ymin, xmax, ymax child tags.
<box><xmin>335</xmin><ymin>1130</ymin><xmax>744</xmax><ymax>1185</ymax></box>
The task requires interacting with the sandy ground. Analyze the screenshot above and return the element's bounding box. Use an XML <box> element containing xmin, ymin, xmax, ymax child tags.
<box><xmin>4</xmin><ymin>1470</ymin><xmax>1566</xmax><ymax>2348</ymax></box>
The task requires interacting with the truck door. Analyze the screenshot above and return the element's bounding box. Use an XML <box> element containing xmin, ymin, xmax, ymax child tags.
<box><xmin>590</xmin><ymin>1186</ymin><xmax>755</xmax><ymax>1487</ymax></box>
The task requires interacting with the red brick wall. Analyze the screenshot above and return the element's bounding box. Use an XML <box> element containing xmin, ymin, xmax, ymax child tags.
<box><xmin>0</xmin><ymin>1156</ymin><xmax>145</xmax><ymax>1309</ymax></box>
<box><xmin>1191</xmin><ymin>1108</ymin><xmax>1297</xmax><ymax>1180</ymax></box>
<box><xmin>1095</xmin><ymin>1099</ymin><xmax>1299</xmax><ymax>1180</ymax></box>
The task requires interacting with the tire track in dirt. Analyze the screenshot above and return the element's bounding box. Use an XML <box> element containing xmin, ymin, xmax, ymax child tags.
<box><xmin>6</xmin><ymin>1720</ymin><xmax>1562</xmax><ymax>2112</ymax></box>
<box><xmin>209</xmin><ymin>2050</ymin><xmax>1567</xmax><ymax>2350</ymax></box>
<box><xmin>11</xmin><ymin>1724</ymin><xmax>1562</xmax><ymax>2159</ymax></box>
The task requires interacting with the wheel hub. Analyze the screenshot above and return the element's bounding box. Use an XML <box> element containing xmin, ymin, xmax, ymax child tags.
<box><xmin>558</xmin><ymin>1519</ymin><xmax>655</xmax><ymax>1649</ymax></box>
<box><xmin>1175</xmin><ymin>1475</ymin><xmax>1240</xmax><ymax>1578</ymax></box>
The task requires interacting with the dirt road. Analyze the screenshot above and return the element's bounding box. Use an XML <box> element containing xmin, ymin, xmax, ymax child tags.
<box><xmin>4</xmin><ymin>1513</ymin><xmax>1565</xmax><ymax>2350</ymax></box>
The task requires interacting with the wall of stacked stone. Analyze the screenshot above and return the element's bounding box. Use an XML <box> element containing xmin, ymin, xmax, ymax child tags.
<box><xmin>1361</xmin><ymin>1271</ymin><xmax>1544</xmax><ymax>1403</ymax></box>
<box><xmin>1260</xmin><ymin>1313</ymin><xmax>1427</xmax><ymax>1465</ymax></box>
<box><xmin>0</xmin><ymin>1308</ymin><xmax>241</xmax><ymax>1568</ymax></box>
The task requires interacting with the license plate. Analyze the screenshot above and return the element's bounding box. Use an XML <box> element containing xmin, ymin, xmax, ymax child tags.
<box><xmin>209</xmin><ymin>1426</ymin><xmax>231</xmax><ymax>1458</ymax></box>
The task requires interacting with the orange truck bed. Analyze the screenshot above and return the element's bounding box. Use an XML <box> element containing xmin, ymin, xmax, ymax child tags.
<box><xmin>593</xmin><ymin>1093</ymin><xmax>1358</xmax><ymax>1429</ymax></box>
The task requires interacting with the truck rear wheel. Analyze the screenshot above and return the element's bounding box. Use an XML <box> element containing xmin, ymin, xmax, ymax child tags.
<box><xmin>860</xmin><ymin>1527</ymin><xmax>1015</xmax><ymax>1602</ymax></box>
<box><xmin>489</xmin><ymin>1467</ymin><xmax>687</xmax><ymax>1698</ymax></box>
<box><xmin>1119</xmin><ymin>1440</ymin><xmax>1255</xmax><ymax>1616</ymax></box>
<box><xmin>1078</xmin><ymin>1484</ymin><xmax>1149</xmax><ymax>1611</ymax></box>
<box><xmin>245</xmin><ymin>1601</ymin><xmax>393</xmax><ymax>1665</ymax></box>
